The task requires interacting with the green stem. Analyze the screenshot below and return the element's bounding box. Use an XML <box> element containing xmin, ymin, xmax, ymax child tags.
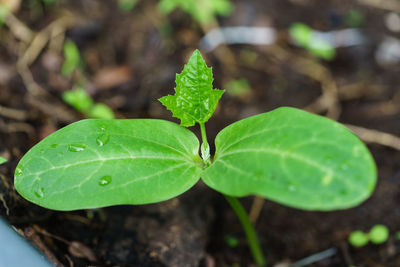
<box><xmin>224</xmin><ymin>195</ymin><xmax>266</xmax><ymax>267</ymax></box>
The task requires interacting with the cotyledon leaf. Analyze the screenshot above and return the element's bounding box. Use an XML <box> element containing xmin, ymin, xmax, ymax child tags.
<box><xmin>14</xmin><ymin>119</ymin><xmax>203</xmax><ymax>211</ymax></box>
<box><xmin>159</xmin><ymin>50</ymin><xmax>224</xmax><ymax>127</ymax></box>
<box><xmin>201</xmin><ymin>107</ymin><xmax>377</xmax><ymax>211</ymax></box>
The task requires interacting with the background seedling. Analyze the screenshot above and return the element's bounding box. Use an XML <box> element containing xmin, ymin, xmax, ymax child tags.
<box><xmin>62</xmin><ymin>88</ymin><xmax>115</xmax><ymax>119</ymax></box>
<box><xmin>369</xmin><ymin>224</ymin><xmax>389</xmax><ymax>244</ymax></box>
<box><xmin>289</xmin><ymin>23</ymin><xmax>336</xmax><ymax>60</ymax></box>
<box><xmin>118</xmin><ymin>0</ymin><xmax>137</xmax><ymax>12</ymax></box>
<box><xmin>61</xmin><ymin>40</ymin><xmax>83</xmax><ymax>77</ymax></box>
<box><xmin>349</xmin><ymin>230</ymin><xmax>369</xmax><ymax>247</ymax></box>
<box><xmin>348</xmin><ymin>224</ymin><xmax>389</xmax><ymax>247</ymax></box>
<box><xmin>225</xmin><ymin>78</ymin><xmax>251</xmax><ymax>97</ymax></box>
<box><xmin>15</xmin><ymin>50</ymin><xmax>376</xmax><ymax>266</ymax></box>
<box><xmin>0</xmin><ymin>4</ymin><xmax>8</xmax><ymax>26</ymax></box>
<box><xmin>158</xmin><ymin>0</ymin><xmax>233</xmax><ymax>24</ymax></box>
<box><xmin>0</xmin><ymin>157</ymin><xmax>7</xmax><ymax>165</ymax></box>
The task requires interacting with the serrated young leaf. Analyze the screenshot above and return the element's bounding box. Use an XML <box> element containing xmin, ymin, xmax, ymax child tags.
<box><xmin>202</xmin><ymin>107</ymin><xmax>377</xmax><ymax>211</ymax></box>
<box><xmin>159</xmin><ymin>50</ymin><xmax>224</xmax><ymax>127</ymax></box>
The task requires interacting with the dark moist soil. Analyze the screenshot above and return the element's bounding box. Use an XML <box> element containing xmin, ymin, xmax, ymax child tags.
<box><xmin>1</xmin><ymin>0</ymin><xmax>400</xmax><ymax>266</ymax></box>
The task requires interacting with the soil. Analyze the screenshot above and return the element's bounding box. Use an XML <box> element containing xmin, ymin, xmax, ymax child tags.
<box><xmin>1</xmin><ymin>0</ymin><xmax>400</xmax><ymax>266</ymax></box>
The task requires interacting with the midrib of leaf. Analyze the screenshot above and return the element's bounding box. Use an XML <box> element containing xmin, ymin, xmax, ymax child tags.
<box><xmin>46</xmin><ymin>162</ymin><xmax>192</xmax><ymax>200</ymax></box>
<box><xmin>195</xmin><ymin>52</ymin><xmax>202</xmax><ymax>120</ymax></box>
<box><xmin>24</xmin><ymin>155</ymin><xmax>188</xmax><ymax>177</ymax></box>
<box><xmin>216</xmin><ymin>124</ymin><xmax>350</xmax><ymax>157</ymax></box>
<box><xmin>216</xmin><ymin>148</ymin><xmax>365</xmax><ymax>193</ymax></box>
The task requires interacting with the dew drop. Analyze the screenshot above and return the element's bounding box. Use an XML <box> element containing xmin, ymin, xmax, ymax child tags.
<box><xmin>96</xmin><ymin>134</ymin><xmax>110</xmax><ymax>147</ymax></box>
<box><xmin>15</xmin><ymin>165</ymin><xmax>24</xmax><ymax>176</ymax></box>
<box><xmin>100</xmin><ymin>126</ymin><xmax>106</xmax><ymax>131</ymax></box>
<box><xmin>340</xmin><ymin>164</ymin><xmax>349</xmax><ymax>170</ymax></box>
<box><xmin>34</xmin><ymin>187</ymin><xmax>44</xmax><ymax>198</ymax></box>
<box><xmin>288</xmin><ymin>183</ymin><xmax>296</xmax><ymax>192</ymax></box>
<box><xmin>99</xmin><ymin>176</ymin><xmax>112</xmax><ymax>186</ymax></box>
<box><xmin>68</xmin><ymin>144</ymin><xmax>86</xmax><ymax>152</ymax></box>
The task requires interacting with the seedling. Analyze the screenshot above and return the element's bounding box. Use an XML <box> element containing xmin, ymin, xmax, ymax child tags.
<box><xmin>0</xmin><ymin>4</ymin><xmax>8</xmax><ymax>26</ymax></box>
<box><xmin>0</xmin><ymin>157</ymin><xmax>7</xmax><ymax>165</ymax></box>
<box><xmin>61</xmin><ymin>40</ymin><xmax>83</xmax><ymax>77</ymax></box>
<box><xmin>369</xmin><ymin>224</ymin><xmax>389</xmax><ymax>244</ymax></box>
<box><xmin>118</xmin><ymin>0</ymin><xmax>137</xmax><ymax>12</ymax></box>
<box><xmin>225</xmin><ymin>235</ymin><xmax>239</xmax><ymax>248</ymax></box>
<box><xmin>15</xmin><ymin>50</ymin><xmax>376</xmax><ymax>266</ymax></box>
<box><xmin>348</xmin><ymin>224</ymin><xmax>389</xmax><ymax>247</ymax></box>
<box><xmin>225</xmin><ymin>78</ymin><xmax>251</xmax><ymax>97</ymax></box>
<box><xmin>348</xmin><ymin>230</ymin><xmax>369</xmax><ymax>247</ymax></box>
<box><xmin>62</xmin><ymin>87</ymin><xmax>115</xmax><ymax>119</ymax></box>
<box><xmin>158</xmin><ymin>0</ymin><xmax>233</xmax><ymax>24</ymax></box>
<box><xmin>289</xmin><ymin>23</ymin><xmax>336</xmax><ymax>60</ymax></box>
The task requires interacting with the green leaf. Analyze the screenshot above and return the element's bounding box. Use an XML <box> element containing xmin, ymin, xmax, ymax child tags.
<box><xmin>159</xmin><ymin>50</ymin><xmax>224</xmax><ymax>127</ymax></box>
<box><xmin>202</xmin><ymin>107</ymin><xmax>376</xmax><ymax>211</ymax></box>
<box><xmin>118</xmin><ymin>0</ymin><xmax>137</xmax><ymax>12</ymax></box>
<box><xmin>0</xmin><ymin>156</ymin><xmax>7</xmax><ymax>165</ymax></box>
<box><xmin>369</xmin><ymin>224</ymin><xmax>389</xmax><ymax>244</ymax></box>
<box><xmin>61</xmin><ymin>40</ymin><xmax>82</xmax><ymax>77</ymax></box>
<box><xmin>349</xmin><ymin>230</ymin><xmax>369</xmax><ymax>247</ymax></box>
<box><xmin>62</xmin><ymin>88</ymin><xmax>93</xmax><ymax>113</ymax></box>
<box><xmin>158</xmin><ymin>0</ymin><xmax>233</xmax><ymax>24</ymax></box>
<box><xmin>88</xmin><ymin>103</ymin><xmax>115</xmax><ymax>119</ymax></box>
<box><xmin>14</xmin><ymin>119</ymin><xmax>203</xmax><ymax>210</ymax></box>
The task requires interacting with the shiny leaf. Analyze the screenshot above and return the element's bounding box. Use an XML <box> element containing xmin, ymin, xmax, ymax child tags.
<box><xmin>14</xmin><ymin>119</ymin><xmax>203</xmax><ymax>210</ymax></box>
<box><xmin>202</xmin><ymin>107</ymin><xmax>376</xmax><ymax>210</ymax></box>
<box><xmin>159</xmin><ymin>50</ymin><xmax>224</xmax><ymax>127</ymax></box>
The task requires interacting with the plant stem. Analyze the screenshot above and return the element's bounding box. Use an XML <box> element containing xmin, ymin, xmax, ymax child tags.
<box><xmin>224</xmin><ymin>194</ymin><xmax>266</xmax><ymax>267</ymax></box>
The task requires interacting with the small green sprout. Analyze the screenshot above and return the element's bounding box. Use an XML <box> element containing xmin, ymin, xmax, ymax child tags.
<box><xmin>118</xmin><ymin>0</ymin><xmax>137</xmax><ymax>12</ymax></box>
<box><xmin>348</xmin><ymin>230</ymin><xmax>369</xmax><ymax>247</ymax></box>
<box><xmin>62</xmin><ymin>88</ymin><xmax>114</xmax><ymax>119</ymax></box>
<box><xmin>42</xmin><ymin>0</ymin><xmax>56</xmax><ymax>4</ymax></box>
<box><xmin>344</xmin><ymin>10</ymin><xmax>364</xmax><ymax>28</ymax></box>
<box><xmin>15</xmin><ymin>50</ymin><xmax>376</xmax><ymax>267</ymax></box>
<box><xmin>158</xmin><ymin>0</ymin><xmax>233</xmax><ymax>24</ymax></box>
<box><xmin>225</xmin><ymin>235</ymin><xmax>239</xmax><ymax>248</ymax></box>
<box><xmin>0</xmin><ymin>4</ymin><xmax>9</xmax><ymax>26</ymax></box>
<box><xmin>61</xmin><ymin>40</ymin><xmax>83</xmax><ymax>77</ymax></box>
<box><xmin>226</xmin><ymin>79</ymin><xmax>251</xmax><ymax>97</ymax></box>
<box><xmin>369</xmin><ymin>224</ymin><xmax>389</xmax><ymax>244</ymax></box>
<box><xmin>289</xmin><ymin>23</ymin><xmax>336</xmax><ymax>61</ymax></box>
<box><xmin>349</xmin><ymin>224</ymin><xmax>389</xmax><ymax>247</ymax></box>
<box><xmin>395</xmin><ymin>231</ymin><xmax>400</xmax><ymax>240</ymax></box>
<box><xmin>0</xmin><ymin>156</ymin><xmax>7</xmax><ymax>165</ymax></box>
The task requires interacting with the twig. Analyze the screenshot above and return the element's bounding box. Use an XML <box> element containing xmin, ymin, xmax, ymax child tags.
<box><xmin>358</xmin><ymin>0</ymin><xmax>400</xmax><ymax>12</ymax></box>
<box><xmin>0</xmin><ymin>105</ymin><xmax>27</xmax><ymax>120</ymax></box>
<box><xmin>4</xmin><ymin>12</ymin><xmax>34</xmax><ymax>43</ymax></box>
<box><xmin>249</xmin><ymin>196</ymin><xmax>265</xmax><ymax>224</ymax></box>
<box><xmin>346</xmin><ymin>124</ymin><xmax>400</xmax><ymax>151</ymax></box>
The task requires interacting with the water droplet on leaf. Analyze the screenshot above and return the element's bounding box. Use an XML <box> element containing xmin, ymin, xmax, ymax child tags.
<box><xmin>34</xmin><ymin>187</ymin><xmax>45</xmax><ymax>198</ymax></box>
<box><xmin>68</xmin><ymin>144</ymin><xmax>86</xmax><ymax>152</ymax></box>
<box><xmin>288</xmin><ymin>183</ymin><xmax>296</xmax><ymax>192</ymax></box>
<box><xmin>96</xmin><ymin>134</ymin><xmax>110</xmax><ymax>147</ymax></box>
<box><xmin>15</xmin><ymin>165</ymin><xmax>24</xmax><ymax>176</ymax></box>
<box><xmin>99</xmin><ymin>176</ymin><xmax>112</xmax><ymax>186</ymax></box>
